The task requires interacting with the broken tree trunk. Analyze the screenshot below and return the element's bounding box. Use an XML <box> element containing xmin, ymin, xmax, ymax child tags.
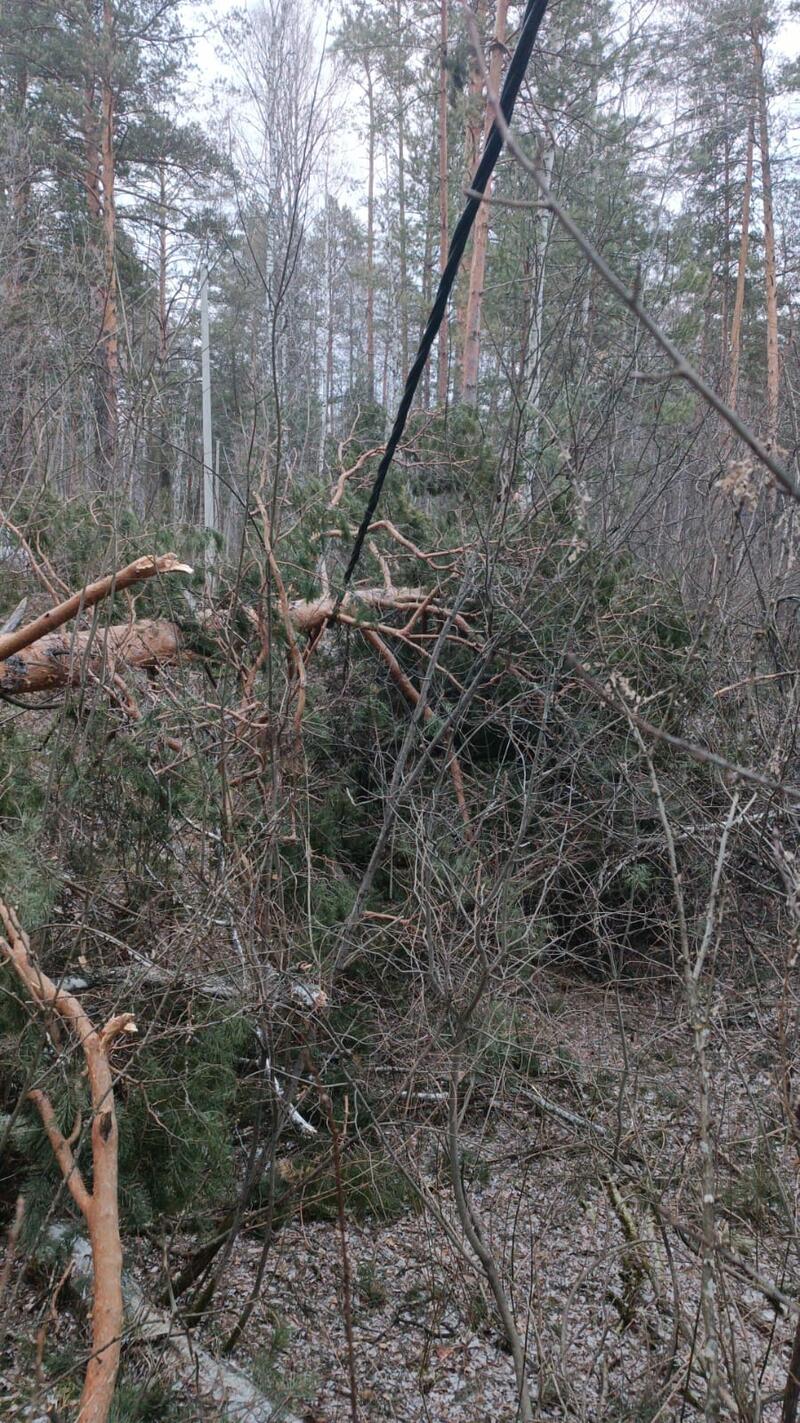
<box><xmin>0</xmin><ymin>553</ymin><xmax>192</xmax><ymax>663</ymax></box>
<box><xmin>0</xmin><ymin>899</ymin><xmax>136</xmax><ymax>1423</ymax></box>
<box><xmin>0</xmin><ymin>569</ymin><xmax>427</xmax><ymax>696</ymax></box>
<box><xmin>48</xmin><ymin>1228</ymin><xmax>296</xmax><ymax>1423</ymax></box>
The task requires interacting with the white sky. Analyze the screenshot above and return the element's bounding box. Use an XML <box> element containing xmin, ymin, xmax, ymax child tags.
<box><xmin>184</xmin><ymin>0</ymin><xmax>800</xmax><ymax>216</ymax></box>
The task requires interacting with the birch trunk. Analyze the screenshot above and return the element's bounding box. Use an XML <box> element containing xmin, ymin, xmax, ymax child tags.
<box><xmin>437</xmin><ymin>0</ymin><xmax>450</xmax><ymax>405</ymax></box>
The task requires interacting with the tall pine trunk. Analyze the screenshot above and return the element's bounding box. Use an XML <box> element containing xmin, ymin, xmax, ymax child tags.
<box><xmin>461</xmin><ymin>0</ymin><xmax>509</xmax><ymax>407</ymax></box>
<box><xmin>752</xmin><ymin>20</ymin><xmax>779</xmax><ymax>447</ymax></box>
<box><xmin>99</xmin><ymin>0</ymin><xmax>119</xmax><ymax>481</ymax></box>
<box><xmin>4</xmin><ymin>10</ymin><xmax>30</xmax><ymax>490</ymax></box>
<box><xmin>397</xmin><ymin>88</ymin><xmax>409</xmax><ymax>378</ymax></box>
<box><xmin>455</xmin><ymin>0</ymin><xmax>488</xmax><ymax>364</ymax></box>
<box><xmin>157</xmin><ymin>160</ymin><xmax>171</xmax><ymax>507</ymax></box>
<box><xmin>727</xmin><ymin>112</ymin><xmax>754</xmax><ymax>415</ymax></box>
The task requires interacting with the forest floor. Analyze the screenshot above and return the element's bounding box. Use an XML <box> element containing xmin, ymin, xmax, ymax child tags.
<box><xmin>4</xmin><ymin>967</ymin><xmax>796</xmax><ymax>1422</ymax></box>
<box><xmin>196</xmin><ymin>969</ymin><xmax>797</xmax><ymax>1422</ymax></box>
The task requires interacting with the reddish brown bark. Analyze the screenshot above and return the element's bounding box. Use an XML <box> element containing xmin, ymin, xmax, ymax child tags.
<box><xmin>361</xmin><ymin>626</ymin><xmax>471</xmax><ymax>831</ymax></box>
<box><xmin>0</xmin><ymin>900</ymin><xmax>135</xmax><ymax>1423</ymax></box>
<box><xmin>461</xmin><ymin>0</ymin><xmax>509</xmax><ymax>406</ymax></box>
<box><xmin>727</xmin><ymin>111</ymin><xmax>755</xmax><ymax>415</ymax></box>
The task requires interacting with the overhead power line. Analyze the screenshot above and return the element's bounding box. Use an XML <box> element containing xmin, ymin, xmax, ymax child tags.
<box><xmin>338</xmin><ymin>0</ymin><xmax>550</xmax><ymax>597</ymax></box>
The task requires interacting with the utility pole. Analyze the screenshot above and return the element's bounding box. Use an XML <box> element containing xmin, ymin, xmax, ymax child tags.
<box><xmin>200</xmin><ymin>265</ymin><xmax>215</xmax><ymax>589</ymax></box>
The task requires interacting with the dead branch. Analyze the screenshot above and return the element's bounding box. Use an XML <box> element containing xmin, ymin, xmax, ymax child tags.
<box><xmin>361</xmin><ymin>627</ymin><xmax>471</xmax><ymax>831</ymax></box>
<box><xmin>0</xmin><ymin>899</ymin><xmax>136</xmax><ymax>1423</ymax></box>
<box><xmin>0</xmin><ymin>552</ymin><xmax>193</xmax><ymax>664</ymax></box>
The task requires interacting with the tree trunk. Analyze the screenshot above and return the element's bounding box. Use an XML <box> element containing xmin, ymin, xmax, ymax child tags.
<box><xmin>752</xmin><ymin>20</ymin><xmax>780</xmax><ymax>447</ymax></box>
<box><xmin>157</xmin><ymin>160</ymin><xmax>171</xmax><ymax>508</ymax></box>
<box><xmin>437</xmin><ymin>0</ymin><xmax>450</xmax><ymax>405</ymax></box>
<box><xmin>727</xmin><ymin>111</ymin><xmax>754</xmax><ymax>415</ymax></box>
<box><xmin>455</xmin><ymin>0</ymin><xmax>488</xmax><ymax>362</ymax></box>
<box><xmin>364</xmin><ymin>62</ymin><xmax>376</xmax><ymax>402</ymax></box>
<box><xmin>421</xmin><ymin>137</ymin><xmax>436</xmax><ymax>409</ymax></box>
<box><xmin>0</xmin><ymin>901</ymin><xmax>135</xmax><ymax>1423</ymax></box>
<box><xmin>461</xmin><ymin>0</ymin><xmax>509</xmax><ymax>407</ymax></box>
<box><xmin>96</xmin><ymin>0</ymin><xmax>119</xmax><ymax>483</ymax></box>
<box><xmin>522</xmin><ymin>138</ymin><xmax>555</xmax><ymax>476</ymax></box>
<box><xmin>4</xmin><ymin>11</ymin><xmax>31</xmax><ymax>490</ymax></box>
<box><xmin>396</xmin><ymin>76</ymin><xmax>409</xmax><ymax>378</ymax></box>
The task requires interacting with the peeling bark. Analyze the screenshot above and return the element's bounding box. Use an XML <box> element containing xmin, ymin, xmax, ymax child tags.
<box><xmin>0</xmin><ymin>901</ymin><xmax>136</xmax><ymax>1423</ymax></box>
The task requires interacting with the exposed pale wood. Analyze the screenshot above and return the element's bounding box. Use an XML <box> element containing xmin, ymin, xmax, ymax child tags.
<box><xmin>0</xmin><ymin>553</ymin><xmax>192</xmax><ymax>664</ymax></box>
<box><xmin>0</xmin><ymin>899</ymin><xmax>135</xmax><ymax>1423</ymax></box>
<box><xmin>0</xmin><ymin>617</ymin><xmax>186</xmax><ymax>694</ymax></box>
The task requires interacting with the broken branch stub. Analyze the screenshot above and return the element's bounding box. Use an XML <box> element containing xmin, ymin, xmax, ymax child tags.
<box><xmin>0</xmin><ymin>899</ymin><xmax>135</xmax><ymax>1423</ymax></box>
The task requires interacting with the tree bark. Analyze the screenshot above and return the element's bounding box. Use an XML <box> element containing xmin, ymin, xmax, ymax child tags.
<box><xmin>461</xmin><ymin>0</ymin><xmax>509</xmax><ymax>407</ymax></box>
<box><xmin>455</xmin><ymin>0</ymin><xmax>488</xmax><ymax>362</ymax></box>
<box><xmin>395</xmin><ymin>12</ymin><xmax>410</xmax><ymax>380</ymax></box>
<box><xmin>97</xmin><ymin>0</ymin><xmax>120</xmax><ymax>482</ymax></box>
<box><xmin>437</xmin><ymin>0</ymin><xmax>450</xmax><ymax>405</ymax></box>
<box><xmin>0</xmin><ymin>900</ymin><xmax>135</xmax><ymax>1423</ymax></box>
<box><xmin>727</xmin><ymin>110</ymin><xmax>754</xmax><ymax>415</ymax></box>
<box><xmin>157</xmin><ymin>160</ymin><xmax>171</xmax><ymax>506</ymax></box>
<box><xmin>364</xmin><ymin>61</ymin><xmax>376</xmax><ymax>402</ymax></box>
<box><xmin>752</xmin><ymin>20</ymin><xmax>780</xmax><ymax>446</ymax></box>
<box><xmin>522</xmin><ymin>137</ymin><xmax>554</xmax><ymax>475</ymax></box>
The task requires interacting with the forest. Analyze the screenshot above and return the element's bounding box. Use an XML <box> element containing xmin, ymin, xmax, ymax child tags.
<box><xmin>2</xmin><ymin>0</ymin><xmax>800</xmax><ymax>1418</ymax></box>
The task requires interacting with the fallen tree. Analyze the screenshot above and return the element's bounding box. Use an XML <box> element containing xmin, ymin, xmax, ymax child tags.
<box><xmin>0</xmin><ymin>553</ymin><xmax>473</xmax><ymax>823</ymax></box>
<box><xmin>0</xmin><ymin>586</ymin><xmax>429</xmax><ymax>696</ymax></box>
<box><xmin>46</xmin><ymin>1228</ymin><xmax>297</xmax><ymax>1423</ymax></box>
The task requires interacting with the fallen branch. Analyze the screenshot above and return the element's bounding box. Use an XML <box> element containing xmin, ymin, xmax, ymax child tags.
<box><xmin>0</xmin><ymin>553</ymin><xmax>193</xmax><ymax>663</ymax></box>
<box><xmin>50</xmin><ymin>1229</ymin><xmax>296</xmax><ymax>1423</ymax></box>
<box><xmin>361</xmin><ymin>627</ymin><xmax>471</xmax><ymax>832</ymax></box>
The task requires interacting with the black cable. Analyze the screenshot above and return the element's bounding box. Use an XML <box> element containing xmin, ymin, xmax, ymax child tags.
<box><xmin>339</xmin><ymin>0</ymin><xmax>550</xmax><ymax>595</ymax></box>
